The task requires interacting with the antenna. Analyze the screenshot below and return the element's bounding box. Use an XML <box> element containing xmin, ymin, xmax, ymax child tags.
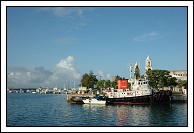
<box><xmin>139</xmin><ymin>55</ymin><xmax>141</xmax><ymax>76</ymax></box>
<box><xmin>64</xmin><ymin>82</ymin><xmax>66</xmax><ymax>90</ymax></box>
<box><xmin>66</xmin><ymin>80</ymin><xmax>68</xmax><ymax>90</ymax></box>
<box><xmin>127</xmin><ymin>63</ymin><xmax>133</xmax><ymax>80</ymax></box>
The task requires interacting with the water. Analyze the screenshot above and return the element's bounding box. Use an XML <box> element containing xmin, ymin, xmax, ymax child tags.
<box><xmin>7</xmin><ymin>93</ymin><xmax>188</xmax><ymax>127</ymax></box>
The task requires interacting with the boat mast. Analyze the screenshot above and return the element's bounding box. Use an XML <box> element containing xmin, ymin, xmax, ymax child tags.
<box><xmin>129</xmin><ymin>63</ymin><xmax>133</xmax><ymax>89</ymax></box>
<box><xmin>64</xmin><ymin>82</ymin><xmax>66</xmax><ymax>90</ymax></box>
<box><xmin>130</xmin><ymin>63</ymin><xmax>133</xmax><ymax>80</ymax></box>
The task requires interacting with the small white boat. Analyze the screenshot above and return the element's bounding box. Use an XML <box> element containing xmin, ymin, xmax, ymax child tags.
<box><xmin>83</xmin><ymin>96</ymin><xmax>106</xmax><ymax>104</ymax></box>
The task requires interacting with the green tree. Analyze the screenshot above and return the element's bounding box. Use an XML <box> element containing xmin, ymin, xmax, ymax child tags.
<box><xmin>96</xmin><ymin>80</ymin><xmax>105</xmax><ymax>93</ymax></box>
<box><xmin>134</xmin><ymin>65</ymin><xmax>140</xmax><ymax>79</ymax></box>
<box><xmin>96</xmin><ymin>79</ymin><xmax>112</xmax><ymax>94</ymax></box>
<box><xmin>146</xmin><ymin>70</ymin><xmax>176</xmax><ymax>91</ymax></box>
<box><xmin>80</xmin><ymin>71</ymin><xmax>98</xmax><ymax>89</ymax></box>
<box><xmin>111</xmin><ymin>75</ymin><xmax>122</xmax><ymax>89</ymax></box>
<box><xmin>111</xmin><ymin>81</ymin><xmax>117</xmax><ymax>89</ymax></box>
<box><xmin>105</xmin><ymin>80</ymin><xmax>111</xmax><ymax>88</ymax></box>
<box><xmin>96</xmin><ymin>80</ymin><xmax>105</xmax><ymax>89</ymax></box>
<box><xmin>177</xmin><ymin>80</ymin><xmax>187</xmax><ymax>89</ymax></box>
<box><xmin>167</xmin><ymin>77</ymin><xmax>177</xmax><ymax>88</ymax></box>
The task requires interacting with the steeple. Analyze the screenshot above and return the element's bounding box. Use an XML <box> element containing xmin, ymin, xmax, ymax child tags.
<box><xmin>145</xmin><ymin>54</ymin><xmax>152</xmax><ymax>71</ymax></box>
<box><xmin>146</xmin><ymin>54</ymin><xmax>151</xmax><ymax>61</ymax></box>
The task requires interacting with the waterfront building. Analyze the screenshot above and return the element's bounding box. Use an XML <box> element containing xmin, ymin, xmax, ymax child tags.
<box><xmin>168</xmin><ymin>70</ymin><xmax>187</xmax><ymax>94</ymax></box>
<box><xmin>144</xmin><ymin>54</ymin><xmax>187</xmax><ymax>94</ymax></box>
<box><xmin>169</xmin><ymin>70</ymin><xmax>187</xmax><ymax>81</ymax></box>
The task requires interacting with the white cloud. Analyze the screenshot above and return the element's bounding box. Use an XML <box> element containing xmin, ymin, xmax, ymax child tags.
<box><xmin>7</xmin><ymin>66</ymin><xmax>53</xmax><ymax>88</ymax></box>
<box><xmin>134</xmin><ymin>31</ymin><xmax>159</xmax><ymax>42</ymax></box>
<box><xmin>40</xmin><ymin>7</ymin><xmax>84</xmax><ymax>17</ymax></box>
<box><xmin>7</xmin><ymin>56</ymin><xmax>81</xmax><ymax>88</ymax></box>
<box><xmin>36</xmin><ymin>7</ymin><xmax>92</xmax><ymax>32</ymax></box>
<box><xmin>55</xmin><ymin>56</ymin><xmax>81</xmax><ymax>80</ymax></box>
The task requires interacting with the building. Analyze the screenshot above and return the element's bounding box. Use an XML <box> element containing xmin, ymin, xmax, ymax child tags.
<box><xmin>144</xmin><ymin>54</ymin><xmax>187</xmax><ymax>94</ymax></box>
<box><xmin>145</xmin><ymin>54</ymin><xmax>152</xmax><ymax>71</ymax></box>
<box><xmin>169</xmin><ymin>70</ymin><xmax>187</xmax><ymax>81</ymax></box>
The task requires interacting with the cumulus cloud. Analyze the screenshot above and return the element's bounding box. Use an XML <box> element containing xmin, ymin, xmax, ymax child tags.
<box><xmin>7</xmin><ymin>66</ymin><xmax>52</xmax><ymax>88</ymax></box>
<box><xmin>7</xmin><ymin>56</ymin><xmax>81</xmax><ymax>88</ymax></box>
<box><xmin>55</xmin><ymin>56</ymin><xmax>81</xmax><ymax>80</ymax></box>
<box><xmin>134</xmin><ymin>31</ymin><xmax>159</xmax><ymax>42</ymax></box>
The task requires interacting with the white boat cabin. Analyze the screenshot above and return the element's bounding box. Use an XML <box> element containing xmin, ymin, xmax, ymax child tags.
<box><xmin>106</xmin><ymin>79</ymin><xmax>153</xmax><ymax>98</ymax></box>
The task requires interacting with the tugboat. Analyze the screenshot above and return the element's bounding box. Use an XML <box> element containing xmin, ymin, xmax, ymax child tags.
<box><xmin>105</xmin><ymin>78</ymin><xmax>173</xmax><ymax>105</ymax></box>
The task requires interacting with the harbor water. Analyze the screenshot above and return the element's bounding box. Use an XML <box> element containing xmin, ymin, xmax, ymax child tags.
<box><xmin>7</xmin><ymin>93</ymin><xmax>188</xmax><ymax>127</ymax></box>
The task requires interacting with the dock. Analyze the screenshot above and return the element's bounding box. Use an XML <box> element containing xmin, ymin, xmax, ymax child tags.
<box><xmin>172</xmin><ymin>94</ymin><xmax>187</xmax><ymax>103</ymax></box>
<box><xmin>66</xmin><ymin>93</ymin><xmax>95</xmax><ymax>103</ymax></box>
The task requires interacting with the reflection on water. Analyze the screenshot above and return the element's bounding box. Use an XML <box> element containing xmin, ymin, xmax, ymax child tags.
<box><xmin>82</xmin><ymin>104</ymin><xmax>106</xmax><ymax>110</ymax></box>
<box><xmin>7</xmin><ymin>93</ymin><xmax>187</xmax><ymax>126</ymax></box>
<box><xmin>115</xmin><ymin>106</ymin><xmax>130</xmax><ymax>126</ymax></box>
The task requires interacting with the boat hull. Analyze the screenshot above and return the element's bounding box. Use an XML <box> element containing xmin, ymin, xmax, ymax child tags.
<box><xmin>106</xmin><ymin>90</ymin><xmax>172</xmax><ymax>105</ymax></box>
<box><xmin>83</xmin><ymin>99</ymin><xmax>106</xmax><ymax>104</ymax></box>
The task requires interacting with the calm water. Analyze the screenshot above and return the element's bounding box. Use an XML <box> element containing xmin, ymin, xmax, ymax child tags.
<box><xmin>7</xmin><ymin>93</ymin><xmax>188</xmax><ymax>127</ymax></box>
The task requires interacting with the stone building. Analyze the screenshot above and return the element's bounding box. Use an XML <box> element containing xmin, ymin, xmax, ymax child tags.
<box><xmin>145</xmin><ymin>54</ymin><xmax>187</xmax><ymax>94</ymax></box>
<box><xmin>169</xmin><ymin>70</ymin><xmax>187</xmax><ymax>81</ymax></box>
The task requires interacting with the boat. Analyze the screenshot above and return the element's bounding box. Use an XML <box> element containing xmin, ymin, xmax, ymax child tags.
<box><xmin>83</xmin><ymin>96</ymin><xmax>106</xmax><ymax>104</ymax></box>
<box><xmin>105</xmin><ymin>79</ymin><xmax>173</xmax><ymax>105</ymax></box>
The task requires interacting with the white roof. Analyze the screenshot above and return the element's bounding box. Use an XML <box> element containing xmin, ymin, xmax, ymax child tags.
<box><xmin>146</xmin><ymin>54</ymin><xmax>151</xmax><ymax>60</ymax></box>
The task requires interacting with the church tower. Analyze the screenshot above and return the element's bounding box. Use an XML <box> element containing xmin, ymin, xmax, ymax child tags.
<box><xmin>145</xmin><ymin>54</ymin><xmax>152</xmax><ymax>71</ymax></box>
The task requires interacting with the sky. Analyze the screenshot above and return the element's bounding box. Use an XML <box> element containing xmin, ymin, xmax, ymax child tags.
<box><xmin>5</xmin><ymin>5</ymin><xmax>189</xmax><ymax>89</ymax></box>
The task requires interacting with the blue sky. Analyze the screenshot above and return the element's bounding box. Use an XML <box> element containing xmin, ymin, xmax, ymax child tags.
<box><xmin>6</xmin><ymin>6</ymin><xmax>188</xmax><ymax>88</ymax></box>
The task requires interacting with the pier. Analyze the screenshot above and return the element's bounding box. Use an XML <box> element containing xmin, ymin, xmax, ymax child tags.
<box><xmin>172</xmin><ymin>94</ymin><xmax>187</xmax><ymax>103</ymax></box>
<box><xmin>66</xmin><ymin>93</ymin><xmax>95</xmax><ymax>103</ymax></box>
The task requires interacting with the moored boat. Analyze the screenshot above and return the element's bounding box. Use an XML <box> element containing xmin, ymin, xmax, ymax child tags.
<box><xmin>105</xmin><ymin>79</ymin><xmax>173</xmax><ymax>105</ymax></box>
<box><xmin>83</xmin><ymin>96</ymin><xmax>106</xmax><ymax>104</ymax></box>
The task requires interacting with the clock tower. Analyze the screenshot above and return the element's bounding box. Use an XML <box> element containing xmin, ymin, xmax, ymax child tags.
<box><xmin>145</xmin><ymin>54</ymin><xmax>152</xmax><ymax>71</ymax></box>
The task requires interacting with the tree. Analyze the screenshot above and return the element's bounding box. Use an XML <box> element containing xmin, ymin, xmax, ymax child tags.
<box><xmin>111</xmin><ymin>81</ymin><xmax>117</xmax><ymax>89</ymax></box>
<box><xmin>177</xmin><ymin>80</ymin><xmax>187</xmax><ymax>89</ymax></box>
<box><xmin>167</xmin><ymin>77</ymin><xmax>177</xmax><ymax>89</ymax></box>
<box><xmin>146</xmin><ymin>70</ymin><xmax>177</xmax><ymax>91</ymax></box>
<box><xmin>105</xmin><ymin>80</ymin><xmax>111</xmax><ymax>88</ymax></box>
<box><xmin>80</xmin><ymin>71</ymin><xmax>98</xmax><ymax>89</ymax></box>
<box><xmin>134</xmin><ymin>65</ymin><xmax>140</xmax><ymax>79</ymax></box>
<box><xmin>111</xmin><ymin>75</ymin><xmax>122</xmax><ymax>89</ymax></box>
<box><xmin>96</xmin><ymin>79</ymin><xmax>112</xmax><ymax>94</ymax></box>
<box><xmin>96</xmin><ymin>80</ymin><xmax>105</xmax><ymax>89</ymax></box>
<box><xmin>96</xmin><ymin>80</ymin><xmax>105</xmax><ymax>93</ymax></box>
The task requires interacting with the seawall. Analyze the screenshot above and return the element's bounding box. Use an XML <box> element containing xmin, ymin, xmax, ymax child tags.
<box><xmin>172</xmin><ymin>94</ymin><xmax>187</xmax><ymax>103</ymax></box>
